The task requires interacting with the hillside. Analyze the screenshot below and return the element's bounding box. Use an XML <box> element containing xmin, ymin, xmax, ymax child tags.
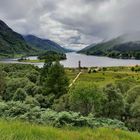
<box><xmin>0</xmin><ymin>20</ymin><xmax>36</xmax><ymax>58</ymax></box>
<box><xmin>79</xmin><ymin>43</ymin><xmax>97</xmax><ymax>52</ymax></box>
<box><xmin>79</xmin><ymin>33</ymin><xmax>140</xmax><ymax>59</ymax></box>
<box><xmin>24</xmin><ymin>35</ymin><xmax>68</xmax><ymax>53</ymax></box>
<box><xmin>0</xmin><ymin>120</ymin><xmax>140</xmax><ymax>140</ymax></box>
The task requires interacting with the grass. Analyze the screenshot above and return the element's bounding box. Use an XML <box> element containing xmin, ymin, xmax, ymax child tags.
<box><xmin>66</xmin><ymin>67</ymin><xmax>140</xmax><ymax>87</ymax></box>
<box><xmin>0</xmin><ymin>120</ymin><xmax>139</xmax><ymax>140</ymax></box>
<box><xmin>18</xmin><ymin>59</ymin><xmax>45</xmax><ymax>63</ymax></box>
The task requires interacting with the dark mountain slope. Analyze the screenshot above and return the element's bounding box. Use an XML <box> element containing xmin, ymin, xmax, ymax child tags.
<box><xmin>24</xmin><ymin>35</ymin><xmax>67</xmax><ymax>53</ymax></box>
<box><xmin>0</xmin><ymin>20</ymin><xmax>36</xmax><ymax>58</ymax></box>
<box><xmin>79</xmin><ymin>33</ymin><xmax>140</xmax><ymax>59</ymax></box>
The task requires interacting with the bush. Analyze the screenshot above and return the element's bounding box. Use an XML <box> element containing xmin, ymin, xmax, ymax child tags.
<box><xmin>102</xmin><ymin>84</ymin><xmax>125</xmax><ymax>119</ymax></box>
<box><xmin>126</xmin><ymin>85</ymin><xmax>140</xmax><ymax>104</ymax></box>
<box><xmin>13</xmin><ymin>88</ymin><xmax>27</xmax><ymax>102</ymax></box>
<box><xmin>69</xmin><ymin>82</ymin><xmax>104</xmax><ymax>115</ymax></box>
<box><xmin>4</xmin><ymin>78</ymin><xmax>30</xmax><ymax>100</ymax></box>
<box><xmin>0</xmin><ymin>71</ymin><xmax>6</xmax><ymax>98</ymax></box>
<box><xmin>0</xmin><ymin>101</ymin><xmax>127</xmax><ymax>130</ymax></box>
<box><xmin>35</xmin><ymin>94</ymin><xmax>50</xmax><ymax>108</ymax></box>
<box><xmin>26</xmin><ymin>70</ymin><xmax>39</xmax><ymax>83</ymax></box>
<box><xmin>0</xmin><ymin>101</ymin><xmax>30</xmax><ymax>118</ymax></box>
<box><xmin>128</xmin><ymin>96</ymin><xmax>140</xmax><ymax>131</ymax></box>
<box><xmin>115</xmin><ymin>78</ymin><xmax>138</xmax><ymax>94</ymax></box>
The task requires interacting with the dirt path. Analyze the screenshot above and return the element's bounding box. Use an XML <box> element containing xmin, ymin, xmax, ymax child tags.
<box><xmin>69</xmin><ymin>72</ymin><xmax>82</xmax><ymax>88</ymax></box>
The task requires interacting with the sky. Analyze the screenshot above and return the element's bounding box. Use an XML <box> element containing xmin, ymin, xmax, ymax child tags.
<box><xmin>0</xmin><ymin>0</ymin><xmax>140</xmax><ymax>50</ymax></box>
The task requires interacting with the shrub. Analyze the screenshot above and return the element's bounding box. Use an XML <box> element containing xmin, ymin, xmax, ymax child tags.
<box><xmin>13</xmin><ymin>88</ymin><xmax>27</xmax><ymax>102</ymax></box>
<box><xmin>0</xmin><ymin>101</ymin><xmax>127</xmax><ymax>130</ymax></box>
<box><xmin>115</xmin><ymin>78</ymin><xmax>137</xmax><ymax>94</ymax></box>
<box><xmin>126</xmin><ymin>85</ymin><xmax>140</xmax><ymax>104</ymax></box>
<box><xmin>102</xmin><ymin>84</ymin><xmax>125</xmax><ymax>119</ymax></box>
<box><xmin>0</xmin><ymin>71</ymin><xmax>6</xmax><ymax>98</ymax></box>
<box><xmin>26</xmin><ymin>70</ymin><xmax>39</xmax><ymax>83</ymax></box>
<box><xmin>69</xmin><ymin>82</ymin><xmax>104</xmax><ymax>115</ymax></box>
<box><xmin>128</xmin><ymin>96</ymin><xmax>140</xmax><ymax>131</ymax></box>
<box><xmin>4</xmin><ymin>78</ymin><xmax>30</xmax><ymax>100</ymax></box>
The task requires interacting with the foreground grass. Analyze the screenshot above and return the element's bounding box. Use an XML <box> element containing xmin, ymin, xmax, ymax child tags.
<box><xmin>0</xmin><ymin>120</ymin><xmax>140</xmax><ymax>140</ymax></box>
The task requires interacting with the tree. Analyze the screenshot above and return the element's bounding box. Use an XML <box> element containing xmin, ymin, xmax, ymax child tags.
<box><xmin>25</xmin><ymin>96</ymin><xmax>40</xmax><ymax>107</ymax></box>
<box><xmin>25</xmin><ymin>83</ymin><xmax>36</xmax><ymax>96</ymax></box>
<box><xmin>40</xmin><ymin>52</ymin><xmax>67</xmax><ymax>85</ymax></box>
<box><xmin>35</xmin><ymin>94</ymin><xmax>50</xmax><ymax>108</ymax></box>
<box><xmin>13</xmin><ymin>88</ymin><xmax>27</xmax><ymax>102</ymax></box>
<box><xmin>131</xmin><ymin>67</ymin><xmax>135</xmax><ymax>72</ymax></box>
<box><xmin>0</xmin><ymin>70</ymin><xmax>6</xmax><ymax>98</ymax></box>
<box><xmin>102</xmin><ymin>84</ymin><xmax>124</xmax><ymax>119</ymax></box>
<box><xmin>126</xmin><ymin>85</ymin><xmax>140</xmax><ymax>105</ymax></box>
<box><xmin>69</xmin><ymin>82</ymin><xmax>104</xmax><ymax>115</ymax></box>
<box><xmin>125</xmin><ymin>86</ymin><xmax>140</xmax><ymax>131</ymax></box>
<box><xmin>115</xmin><ymin>78</ymin><xmax>137</xmax><ymax>95</ymax></box>
<box><xmin>40</xmin><ymin>55</ymin><xmax>54</xmax><ymax>84</ymax></box>
<box><xmin>26</xmin><ymin>70</ymin><xmax>39</xmax><ymax>83</ymax></box>
<box><xmin>52</xmin><ymin>94</ymin><xmax>70</xmax><ymax>112</ymax></box>
<box><xmin>5</xmin><ymin>78</ymin><xmax>30</xmax><ymax>101</ymax></box>
<box><xmin>44</xmin><ymin>61</ymin><xmax>69</xmax><ymax>99</ymax></box>
<box><xmin>126</xmin><ymin>96</ymin><xmax>140</xmax><ymax>131</ymax></box>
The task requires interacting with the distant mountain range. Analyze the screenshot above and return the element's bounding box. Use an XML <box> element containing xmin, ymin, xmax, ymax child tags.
<box><xmin>2</xmin><ymin>19</ymin><xmax>140</xmax><ymax>59</ymax></box>
<box><xmin>23</xmin><ymin>35</ymin><xmax>68</xmax><ymax>53</ymax></box>
<box><xmin>78</xmin><ymin>43</ymin><xmax>97</xmax><ymax>52</ymax></box>
<box><xmin>79</xmin><ymin>32</ymin><xmax>140</xmax><ymax>59</ymax></box>
<box><xmin>0</xmin><ymin>20</ymin><xmax>68</xmax><ymax>58</ymax></box>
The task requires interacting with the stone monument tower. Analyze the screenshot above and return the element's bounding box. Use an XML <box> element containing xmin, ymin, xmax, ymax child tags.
<box><xmin>78</xmin><ymin>60</ymin><xmax>81</xmax><ymax>71</ymax></box>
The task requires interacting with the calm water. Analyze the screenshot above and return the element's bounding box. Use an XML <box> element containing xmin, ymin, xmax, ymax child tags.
<box><xmin>1</xmin><ymin>52</ymin><xmax>140</xmax><ymax>68</ymax></box>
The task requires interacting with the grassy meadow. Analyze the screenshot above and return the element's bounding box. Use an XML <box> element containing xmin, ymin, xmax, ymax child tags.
<box><xmin>66</xmin><ymin>66</ymin><xmax>140</xmax><ymax>87</ymax></box>
<box><xmin>0</xmin><ymin>120</ymin><xmax>140</xmax><ymax>140</ymax></box>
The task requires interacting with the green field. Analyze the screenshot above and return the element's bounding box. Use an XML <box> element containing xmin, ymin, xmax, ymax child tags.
<box><xmin>66</xmin><ymin>66</ymin><xmax>140</xmax><ymax>87</ymax></box>
<box><xmin>18</xmin><ymin>59</ymin><xmax>45</xmax><ymax>63</ymax></box>
<box><xmin>0</xmin><ymin>120</ymin><xmax>140</xmax><ymax>140</ymax></box>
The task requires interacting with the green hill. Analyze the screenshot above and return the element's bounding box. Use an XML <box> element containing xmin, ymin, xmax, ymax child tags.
<box><xmin>79</xmin><ymin>33</ymin><xmax>140</xmax><ymax>59</ymax></box>
<box><xmin>0</xmin><ymin>20</ymin><xmax>37</xmax><ymax>58</ymax></box>
<box><xmin>0</xmin><ymin>20</ymin><xmax>69</xmax><ymax>59</ymax></box>
<box><xmin>24</xmin><ymin>35</ymin><xmax>68</xmax><ymax>53</ymax></box>
<box><xmin>0</xmin><ymin>120</ymin><xmax>140</xmax><ymax>140</ymax></box>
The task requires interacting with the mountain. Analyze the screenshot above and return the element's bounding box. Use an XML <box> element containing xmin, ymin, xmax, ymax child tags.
<box><xmin>78</xmin><ymin>43</ymin><xmax>96</xmax><ymax>53</ymax></box>
<box><xmin>79</xmin><ymin>32</ymin><xmax>140</xmax><ymax>59</ymax></box>
<box><xmin>23</xmin><ymin>35</ymin><xmax>68</xmax><ymax>53</ymax></box>
<box><xmin>0</xmin><ymin>20</ymin><xmax>36</xmax><ymax>58</ymax></box>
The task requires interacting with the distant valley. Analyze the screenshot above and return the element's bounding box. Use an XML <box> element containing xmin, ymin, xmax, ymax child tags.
<box><xmin>23</xmin><ymin>35</ymin><xmax>68</xmax><ymax>53</ymax></box>
<box><xmin>0</xmin><ymin>20</ymin><xmax>68</xmax><ymax>58</ymax></box>
<box><xmin>79</xmin><ymin>32</ymin><xmax>140</xmax><ymax>59</ymax></box>
<box><xmin>1</xmin><ymin>19</ymin><xmax>140</xmax><ymax>60</ymax></box>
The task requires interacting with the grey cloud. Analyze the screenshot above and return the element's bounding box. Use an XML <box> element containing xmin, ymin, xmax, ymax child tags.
<box><xmin>0</xmin><ymin>0</ymin><xmax>140</xmax><ymax>49</ymax></box>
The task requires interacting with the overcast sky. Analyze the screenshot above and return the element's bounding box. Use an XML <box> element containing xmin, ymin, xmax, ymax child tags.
<box><xmin>0</xmin><ymin>0</ymin><xmax>140</xmax><ymax>49</ymax></box>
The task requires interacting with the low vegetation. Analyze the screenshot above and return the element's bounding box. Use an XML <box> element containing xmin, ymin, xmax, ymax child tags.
<box><xmin>0</xmin><ymin>61</ymin><xmax>140</xmax><ymax>139</ymax></box>
<box><xmin>0</xmin><ymin>120</ymin><xmax>140</xmax><ymax>140</ymax></box>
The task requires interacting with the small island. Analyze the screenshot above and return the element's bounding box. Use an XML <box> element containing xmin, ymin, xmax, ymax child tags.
<box><xmin>18</xmin><ymin>51</ymin><xmax>67</xmax><ymax>63</ymax></box>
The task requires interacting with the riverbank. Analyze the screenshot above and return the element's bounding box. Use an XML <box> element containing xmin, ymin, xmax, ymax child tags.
<box><xmin>18</xmin><ymin>59</ymin><xmax>45</xmax><ymax>63</ymax></box>
<box><xmin>2</xmin><ymin>52</ymin><xmax>140</xmax><ymax>68</ymax></box>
